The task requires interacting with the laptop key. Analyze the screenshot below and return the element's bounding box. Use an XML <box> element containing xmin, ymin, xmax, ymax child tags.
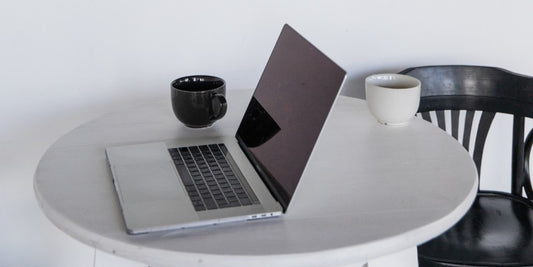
<box><xmin>228</xmin><ymin>200</ymin><xmax>240</xmax><ymax>207</ymax></box>
<box><xmin>237</xmin><ymin>193</ymin><xmax>249</xmax><ymax>200</ymax></box>
<box><xmin>204</xmin><ymin>198</ymin><xmax>217</xmax><ymax>210</ymax></box>
<box><xmin>199</xmin><ymin>189</ymin><xmax>210</xmax><ymax>194</ymax></box>
<box><xmin>169</xmin><ymin>148</ymin><xmax>181</xmax><ymax>158</ymax></box>
<box><xmin>173</xmin><ymin>163</ymin><xmax>194</xmax><ymax>186</ymax></box>
<box><xmin>218</xmin><ymin>144</ymin><xmax>228</xmax><ymax>153</ymax></box>
<box><xmin>222</xmin><ymin>187</ymin><xmax>232</xmax><ymax>193</ymax></box>
<box><xmin>192</xmin><ymin>199</ymin><xmax>205</xmax><ymax>208</ymax></box>
<box><xmin>240</xmin><ymin>198</ymin><xmax>252</xmax><ymax>205</ymax></box>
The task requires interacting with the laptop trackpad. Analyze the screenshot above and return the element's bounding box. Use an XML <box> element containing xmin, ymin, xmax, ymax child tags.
<box><xmin>113</xmin><ymin>160</ymin><xmax>199</xmax><ymax>232</ymax></box>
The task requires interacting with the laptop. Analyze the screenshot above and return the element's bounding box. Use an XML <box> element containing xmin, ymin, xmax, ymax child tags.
<box><xmin>105</xmin><ymin>24</ymin><xmax>346</xmax><ymax>234</ymax></box>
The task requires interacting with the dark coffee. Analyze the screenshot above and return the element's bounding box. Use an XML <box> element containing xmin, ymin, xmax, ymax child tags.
<box><xmin>173</xmin><ymin>77</ymin><xmax>225</xmax><ymax>92</ymax></box>
<box><xmin>384</xmin><ymin>86</ymin><xmax>413</xmax><ymax>89</ymax></box>
<box><xmin>171</xmin><ymin>75</ymin><xmax>227</xmax><ymax>128</ymax></box>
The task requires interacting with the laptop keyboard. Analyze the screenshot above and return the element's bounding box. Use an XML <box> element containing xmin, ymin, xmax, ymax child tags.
<box><xmin>169</xmin><ymin>144</ymin><xmax>259</xmax><ymax>211</ymax></box>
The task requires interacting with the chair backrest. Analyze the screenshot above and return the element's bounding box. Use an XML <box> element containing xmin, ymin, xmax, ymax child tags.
<box><xmin>400</xmin><ymin>65</ymin><xmax>533</xmax><ymax>199</ymax></box>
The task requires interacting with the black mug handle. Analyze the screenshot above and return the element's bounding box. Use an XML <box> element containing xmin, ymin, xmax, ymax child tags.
<box><xmin>210</xmin><ymin>93</ymin><xmax>227</xmax><ymax>121</ymax></box>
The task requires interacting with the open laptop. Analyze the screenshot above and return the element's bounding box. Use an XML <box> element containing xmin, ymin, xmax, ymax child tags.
<box><xmin>105</xmin><ymin>24</ymin><xmax>346</xmax><ymax>234</ymax></box>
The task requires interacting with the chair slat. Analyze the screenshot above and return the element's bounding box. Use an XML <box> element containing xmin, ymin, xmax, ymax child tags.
<box><xmin>525</xmin><ymin>128</ymin><xmax>533</xmax><ymax>199</ymax></box>
<box><xmin>463</xmin><ymin>111</ymin><xmax>475</xmax><ymax>152</ymax></box>
<box><xmin>421</xmin><ymin>112</ymin><xmax>431</xmax><ymax>123</ymax></box>
<box><xmin>472</xmin><ymin>111</ymin><xmax>496</xmax><ymax>176</ymax></box>
<box><xmin>451</xmin><ymin>110</ymin><xmax>460</xmax><ymax>140</ymax></box>
<box><xmin>512</xmin><ymin>116</ymin><xmax>525</xmax><ymax>196</ymax></box>
<box><xmin>436</xmin><ymin>110</ymin><xmax>446</xmax><ymax>131</ymax></box>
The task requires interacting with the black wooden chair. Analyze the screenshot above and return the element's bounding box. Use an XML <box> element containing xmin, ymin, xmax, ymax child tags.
<box><xmin>399</xmin><ymin>65</ymin><xmax>533</xmax><ymax>266</ymax></box>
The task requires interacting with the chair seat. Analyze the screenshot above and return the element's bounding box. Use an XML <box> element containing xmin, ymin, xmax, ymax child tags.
<box><xmin>418</xmin><ymin>191</ymin><xmax>533</xmax><ymax>267</ymax></box>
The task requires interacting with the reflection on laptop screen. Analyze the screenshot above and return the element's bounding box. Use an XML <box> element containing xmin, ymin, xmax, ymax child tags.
<box><xmin>236</xmin><ymin>24</ymin><xmax>346</xmax><ymax>210</ymax></box>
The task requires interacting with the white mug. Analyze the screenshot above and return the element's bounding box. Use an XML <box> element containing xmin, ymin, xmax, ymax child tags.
<box><xmin>365</xmin><ymin>74</ymin><xmax>421</xmax><ymax>126</ymax></box>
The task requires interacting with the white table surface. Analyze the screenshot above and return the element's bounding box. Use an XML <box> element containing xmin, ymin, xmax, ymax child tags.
<box><xmin>34</xmin><ymin>89</ymin><xmax>478</xmax><ymax>267</ymax></box>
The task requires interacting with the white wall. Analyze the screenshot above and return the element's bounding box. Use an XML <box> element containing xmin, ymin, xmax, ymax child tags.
<box><xmin>2</xmin><ymin>0</ymin><xmax>533</xmax><ymax>266</ymax></box>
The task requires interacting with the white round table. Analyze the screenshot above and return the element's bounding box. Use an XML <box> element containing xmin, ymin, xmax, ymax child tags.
<box><xmin>34</xmin><ymin>90</ymin><xmax>478</xmax><ymax>266</ymax></box>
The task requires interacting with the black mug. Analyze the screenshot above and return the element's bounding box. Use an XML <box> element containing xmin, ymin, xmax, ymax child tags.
<box><xmin>171</xmin><ymin>75</ymin><xmax>227</xmax><ymax>128</ymax></box>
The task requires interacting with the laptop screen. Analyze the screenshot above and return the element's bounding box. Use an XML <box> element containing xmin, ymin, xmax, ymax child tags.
<box><xmin>236</xmin><ymin>24</ymin><xmax>346</xmax><ymax>211</ymax></box>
